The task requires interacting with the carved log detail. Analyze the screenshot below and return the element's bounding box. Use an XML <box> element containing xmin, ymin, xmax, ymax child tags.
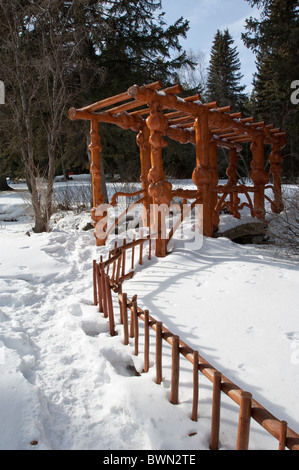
<box><xmin>209</xmin><ymin>141</ymin><xmax>220</xmax><ymax>231</ymax></box>
<box><xmin>146</xmin><ymin>101</ymin><xmax>172</xmax><ymax>205</ymax></box>
<box><xmin>192</xmin><ymin>112</ymin><xmax>214</xmax><ymax>237</ymax></box>
<box><xmin>146</xmin><ymin>101</ymin><xmax>172</xmax><ymax>257</ymax></box>
<box><xmin>226</xmin><ymin>148</ymin><xmax>241</xmax><ymax>219</ymax></box>
<box><xmin>89</xmin><ymin>118</ymin><xmax>106</xmax><ymax>246</ymax></box>
<box><xmin>136</xmin><ymin>125</ymin><xmax>152</xmax><ymax>226</ymax></box>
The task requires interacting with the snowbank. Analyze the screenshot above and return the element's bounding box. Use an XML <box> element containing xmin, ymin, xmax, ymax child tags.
<box><xmin>0</xmin><ymin>178</ymin><xmax>298</xmax><ymax>451</ymax></box>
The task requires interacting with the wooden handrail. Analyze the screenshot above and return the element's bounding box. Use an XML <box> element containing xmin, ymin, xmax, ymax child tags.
<box><xmin>93</xmin><ymin>234</ymin><xmax>299</xmax><ymax>451</ymax></box>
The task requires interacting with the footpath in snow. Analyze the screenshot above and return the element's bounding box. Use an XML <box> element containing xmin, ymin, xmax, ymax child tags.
<box><xmin>0</xmin><ymin>180</ymin><xmax>298</xmax><ymax>451</ymax></box>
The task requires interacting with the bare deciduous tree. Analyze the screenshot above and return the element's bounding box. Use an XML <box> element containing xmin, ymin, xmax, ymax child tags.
<box><xmin>0</xmin><ymin>0</ymin><xmax>105</xmax><ymax>231</ymax></box>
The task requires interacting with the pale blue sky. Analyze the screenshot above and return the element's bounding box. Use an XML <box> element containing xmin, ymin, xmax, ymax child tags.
<box><xmin>161</xmin><ymin>0</ymin><xmax>261</xmax><ymax>94</ymax></box>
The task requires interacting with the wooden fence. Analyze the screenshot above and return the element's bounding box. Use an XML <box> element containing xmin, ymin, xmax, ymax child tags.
<box><xmin>92</xmin><ymin>235</ymin><xmax>299</xmax><ymax>451</ymax></box>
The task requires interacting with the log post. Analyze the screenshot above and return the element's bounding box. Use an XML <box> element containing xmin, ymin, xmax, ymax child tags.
<box><xmin>93</xmin><ymin>260</ymin><xmax>98</xmax><ymax>306</ymax></box>
<box><xmin>250</xmin><ymin>135</ymin><xmax>269</xmax><ymax>220</ymax></box>
<box><xmin>209</xmin><ymin>141</ymin><xmax>219</xmax><ymax>232</ymax></box>
<box><xmin>192</xmin><ymin>110</ymin><xmax>214</xmax><ymax>237</ymax></box>
<box><xmin>100</xmin><ymin>264</ymin><xmax>107</xmax><ymax>317</ymax></box>
<box><xmin>105</xmin><ymin>275</ymin><xmax>115</xmax><ymax>337</ymax></box>
<box><xmin>136</xmin><ymin>125</ymin><xmax>152</xmax><ymax>228</ymax></box>
<box><xmin>96</xmin><ymin>264</ymin><xmax>103</xmax><ymax>312</ymax></box>
<box><xmin>279</xmin><ymin>420</ymin><xmax>287</xmax><ymax>450</ymax></box>
<box><xmin>146</xmin><ymin>101</ymin><xmax>172</xmax><ymax>257</ymax></box>
<box><xmin>133</xmin><ymin>298</ymin><xmax>139</xmax><ymax>356</ymax></box>
<box><xmin>171</xmin><ymin>335</ymin><xmax>180</xmax><ymax>405</ymax></box>
<box><xmin>236</xmin><ymin>391</ymin><xmax>252</xmax><ymax>450</ymax></box>
<box><xmin>156</xmin><ymin>321</ymin><xmax>163</xmax><ymax>384</ymax></box>
<box><xmin>143</xmin><ymin>310</ymin><xmax>150</xmax><ymax>373</ymax></box>
<box><xmin>269</xmin><ymin>142</ymin><xmax>284</xmax><ymax>213</ymax></box>
<box><xmin>226</xmin><ymin>148</ymin><xmax>240</xmax><ymax>219</ymax></box>
<box><xmin>122</xmin><ymin>239</ymin><xmax>126</xmax><ymax>277</ymax></box>
<box><xmin>192</xmin><ymin>351</ymin><xmax>199</xmax><ymax>422</ymax></box>
<box><xmin>121</xmin><ymin>293</ymin><xmax>129</xmax><ymax>345</ymax></box>
<box><xmin>131</xmin><ymin>235</ymin><xmax>135</xmax><ymax>270</ymax></box>
<box><xmin>89</xmin><ymin>118</ymin><xmax>106</xmax><ymax>246</ymax></box>
<box><xmin>210</xmin><ymin>371</ymin><xmax>222</xmax><ymax>450</ymax></box>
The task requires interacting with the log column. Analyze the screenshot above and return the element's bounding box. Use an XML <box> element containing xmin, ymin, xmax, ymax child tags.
<box><xmin>209</xmin><ymin>140</ymin><xmax>220</xmax><ymax>232</ymax></box>
<box><xmin>226</xmin><ymin>148</ymin><xmax>241</xmax><ymax>219</ymax></box>
<box><xmin>89</xmin><ymin>118</ymin><xmax>106</xmax><ymax>246</ymax></box>
<box><xmin>250</xmin><ymin>135</ymin><xmax>269</xmax><ymax>220</ymax></box>
<box><xmin>136</xmin><ymin>125</ymin><xmax>152</xmax><ymax>228</ymax></box>
<box><xmin>192</xmin><ymin>109</ymin><xmax>214</xmax><ymax>237</ymax></box>
<box><xmin>269</xmin><ymin>142</ymin><xmax>284</xmax><ymax>213</ymax></box>
<box><xmin>146</xmin><ymin>101</ymin><xmax>172</xmax><ymax>257</ymax></box>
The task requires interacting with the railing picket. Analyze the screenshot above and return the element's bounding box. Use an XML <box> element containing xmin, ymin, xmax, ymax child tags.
<box><xmin>122</xmin><ymin>293</ymin><xmax>129</xmax><ymax>345</ymax></box>
<box><xmin>279</xmin><ymin>420</ymin><xmax>287</xmax><ymax>450</ymax></box>
<box><xmin>133</xmin><ymin>297</ymin><xmax>139</xmax><ymax>356</ymax></box>
<box><xmin>148</xmin><ymin>236</ymin><xmax>151</xmax><ymax>260</ymax></box>
<box><xmin>131</xmin><ymin>235</ymin><xmax>135</xmax><ymax>269</ymax></box>
<box><xmin>192</xmin><ymin>351</ymin><xmax>199</xmax><ymax>422</ymax></box>
<box><xmin>105</xmin><ymin>275</ymin><xmax>115</xmax><ymax>337</ymax></box>
<box><xmin>96</xmin><ymin>264</ymin><xmax>103</xmax><ymax>312</ymax></box>
<box><xmin>156</xmin><ymin>322</ymin><xmax>163</xmax><ymax>385</ymax></box>
<box><xmin>171</xmin><ymin>335</ymin><xmax>180</xmax><ymax>405</ymax></box>
<box><xmin>143</xmin><ymin>309</ymin><xmax>150</xmax><ymax>373</ymax></box>
<box><xmin>139</xmin><ymin>240</ymin><xmax>143</xmax><ymax>265</ymax></box>
<box><xmin>210</xmin><ymin>371</ymin><xmax>222</xmax><ymax>450</ymax></box>
<box><xmin>236</xmin><ymin>391</ymin><xmax>252</xmax><ymax>450</ymax></box>
<box><xmin>100</xmin><ymin>265</ymin><xmax>107</xmax><ymax>318</ymax></box>
<box><xmin>122</xmin><ymin>238</ymin><xmax>126</xmax><ymax>277</ymax></box>
<box><xmin>93</xmin><ymin>260</ymin><xmax>97</xmax><ymax>306</ymax></box>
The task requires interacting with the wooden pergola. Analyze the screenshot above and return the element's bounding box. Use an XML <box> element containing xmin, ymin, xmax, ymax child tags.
<box><xmin>68</xmin><ymin>81</ymin><xmax>286</xmax><ymax>257</ymax></box>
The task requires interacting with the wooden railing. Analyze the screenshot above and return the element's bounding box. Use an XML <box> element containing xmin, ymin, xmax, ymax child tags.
<box><xmin>92</xmin><ymin>235</ymin><xmax>299</xmax><ymax>451</ymax></box>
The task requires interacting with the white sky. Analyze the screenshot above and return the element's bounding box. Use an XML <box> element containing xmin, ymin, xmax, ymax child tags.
<box><xmin>161</xmin><ymin>0</ymin><xmax>261</xmax><ymax>94</ymax></box>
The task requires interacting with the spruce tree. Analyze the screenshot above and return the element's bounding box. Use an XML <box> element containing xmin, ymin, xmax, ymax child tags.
<box><xmin>242</xmin><ymin>0</ymin><xmax>299</xmax><ymax>179</ymax></box>
<box><xmin>86</xmin><ymin>0</ymin><xmax>192</xmax><ymax>180</ymax></box>
<box><xmin>206</xmin><ymin>29</ymin><xmax>246</xmax><ymax>110</ymax></box>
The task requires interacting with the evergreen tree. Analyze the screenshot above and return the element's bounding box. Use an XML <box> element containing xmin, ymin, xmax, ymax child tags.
<box><xmin>0</xmin><ymin>0</ymin><xmax>191</xmax><ymax>230</ymax></box>
<box><xmin>91</xmin><ymin>0</ymin><xmax>192</xmax><ymax>181</ymax></box>
<box><xmin>242</xmin><ymin>0</ymin><xmax>299</xmax><ymax>179</ymax></box>
<box><xmin>206</xmin><ymin>29</ymin><xmax>246</xmax><ymax>110</ymax></box>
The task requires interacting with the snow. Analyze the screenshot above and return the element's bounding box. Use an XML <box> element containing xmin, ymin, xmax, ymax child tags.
<box><xmin>0</xmin><ymin>177</ymin><xmax>298</xmax><ymax>451</ymax></box>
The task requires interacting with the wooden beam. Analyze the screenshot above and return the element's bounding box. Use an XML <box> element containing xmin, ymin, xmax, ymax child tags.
<box><xmin>161</xmin><ymin>84</ymin><xmax>184</xmax><ymax>95</ymax></box>
<box><xmin>169</xmin><ymin>115</ymin><xmax>196</xmax><ymax>125</ymax></box>
<box><xmin>241</xmin><ymin>117</ymin><xmax>255</xmax><ymax>123</ymax></box>
<box><xmin>79</xmin><ymin>92</ymin><xmax>131</xmax><ymax>113</ymax></box>
<box><xmin>216</xmin><ymin>105</ymin><xmax>232</xmax><ymax>113</ymax></box>
<box><xmin>68</xmin><ymin>107</ymin><xmax>145</xmax><ymax>132</ymax></box>
<box><xmin>230</xmin><ymin>112</ymin><xmax>242</xmax><ymax>118</ymax></box>
<box><xmin>204</xmin><ymin>101</ymin><xmax>219</xmax><ymax>109</ymax></box>
<box><xmin>104</xmin><ymin>99</ymin><xmax>145</xmax><ymax>115</ymax></box>
<box><xmin>176</xmin><ymin>121</ymin><xmax>196</xmax><ymax>129</ymax></box>
<box><xmin>79</xmin><ymin>81</ymin><xmax>163</xmax><ymax>113</ymax></box>
<box><xmin>184</xmin><ymin>94</ymin><xmax>201</xmax><ymax>102</ymax></box>
<box><xmin>127</xmin><ymin>84</ymin><xmax>204</xmax><ymax>117</ymax></box>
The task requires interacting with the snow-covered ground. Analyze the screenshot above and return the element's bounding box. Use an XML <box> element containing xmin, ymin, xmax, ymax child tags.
<box><xmin>0</xmin><ymin>176</ymin><xmax>298</xmax><ymax>451</ymax></box>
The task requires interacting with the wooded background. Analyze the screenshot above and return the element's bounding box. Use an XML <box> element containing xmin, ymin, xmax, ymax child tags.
<box><xmin>0</xmin><ymin>0</ymin><xmax>298</xmax><ymax>231</ymax></box>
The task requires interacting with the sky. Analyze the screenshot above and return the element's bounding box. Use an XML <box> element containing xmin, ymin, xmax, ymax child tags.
<box><xmin>161</xmin><ymin>0</ymin><xmax>262</xmax><ymax>94</ymax></box>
